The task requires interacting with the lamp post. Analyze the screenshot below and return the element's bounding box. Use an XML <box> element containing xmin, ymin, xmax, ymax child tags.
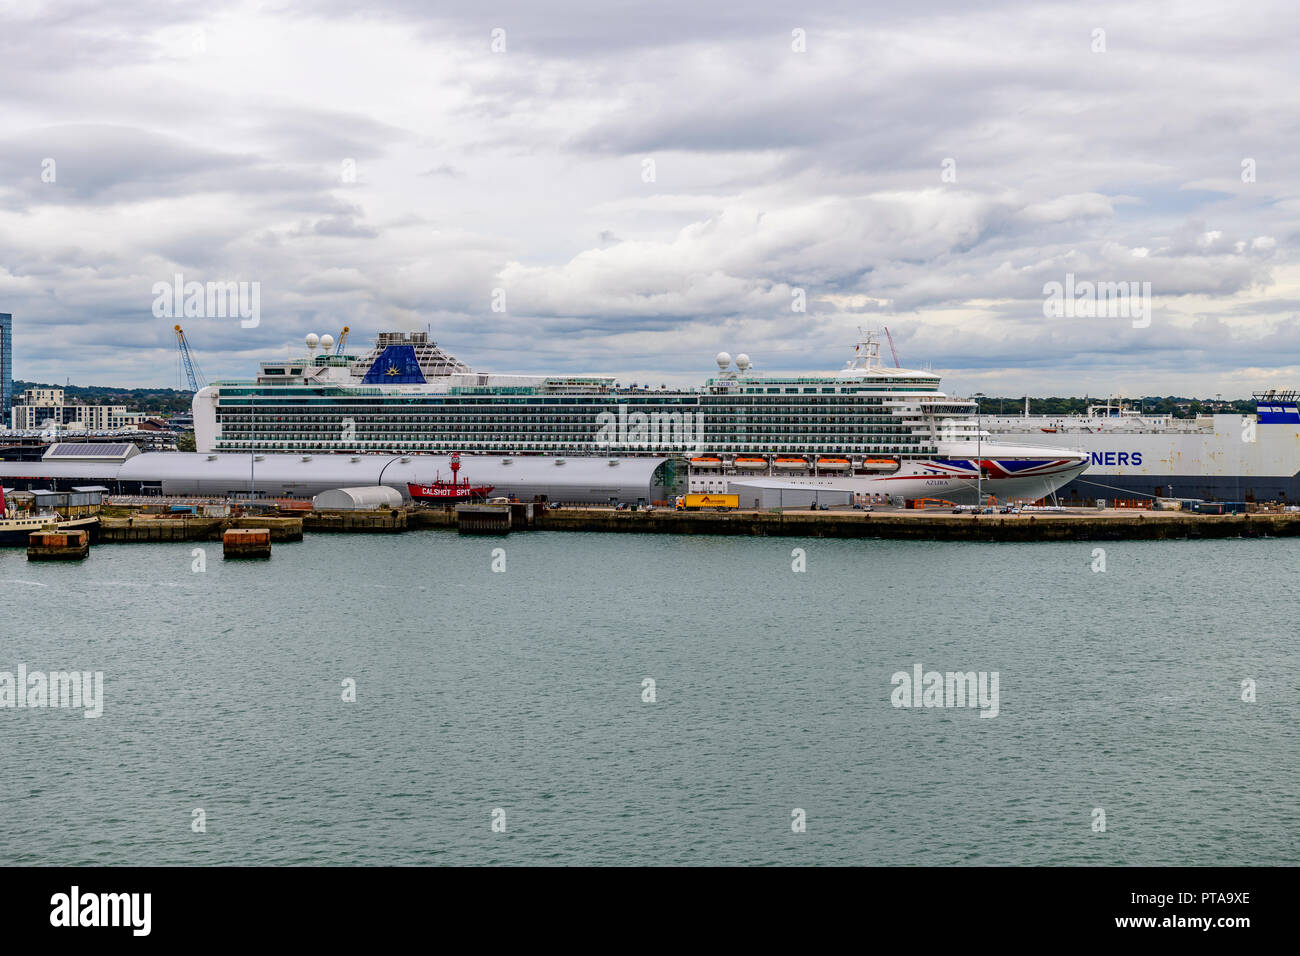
<box><xmin>973</xmin><ymin>392</ymin><xmax>985</xmax><ymax>507</ymax></box>
<box><xmin>249</xmin><ymin>401</ymin><xmax>256</xmax><ymax>508</ymax></box>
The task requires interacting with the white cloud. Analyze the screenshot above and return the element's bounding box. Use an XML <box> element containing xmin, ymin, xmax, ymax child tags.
<box><xmin>0</xmin><ymin>0</ymin><xmax>1297</xmax><ymax>397</ymax></box>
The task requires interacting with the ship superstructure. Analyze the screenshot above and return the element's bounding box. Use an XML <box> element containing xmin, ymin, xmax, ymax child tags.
<box><xmin>193</xmin><ymin>330</ymin><xmax>1089</xmax><ymax>504</ymax></box>
<box><xmin>983</xmin><ymin>391</ymin><xmax>1300</xmax><ymax>503</ymax></box>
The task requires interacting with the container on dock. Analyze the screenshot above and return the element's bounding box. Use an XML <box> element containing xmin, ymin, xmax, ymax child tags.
<box><xmin>223</xmin><ymin>527</ymin><xmax>272</xmax><ymax>558</ymax></box>
<box><xmin>27</xmin><ymin>529</ymin><xmax>90</xmax><ymax>561</ymax></box>
<box><xmin>1196</xmin><ymin>501</ymin><xmax>1248</xmax><ymax>515</ymax></box>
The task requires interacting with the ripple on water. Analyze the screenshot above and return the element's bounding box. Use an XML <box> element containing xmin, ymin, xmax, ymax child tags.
<box><xmin>0</xmin><ymin>533</ymin><xmax>1296</xmax><ymax>865</ymax></box>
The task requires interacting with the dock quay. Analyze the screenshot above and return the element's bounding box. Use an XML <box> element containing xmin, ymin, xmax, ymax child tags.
<box><xmin>455</xmin><ymin>502</ymin><xmax>512</xmax><ymax>534</ymax></box>
<box><xmin>303</xmin><ymin>509</ymin><xmax>406</xmax><ymax>533</ymax></box>
<box><xmin>453</xmin><ymin>501</ymin><xmax>537</xmax><ymax>534</ymax></box>
<box><xmin>23</xmin><ymin>502</ymin><xmax>1300</xmax><ymax>545</ymax></box>
<box><xmin>98</xmin><ymin>515</ymin><xmax>303</xmax><ymax>543</ymax></box>
<box><xmin>526</xmin><ymin>507</ymin><xmax>1300</xmax><ymax>541</ymax></box>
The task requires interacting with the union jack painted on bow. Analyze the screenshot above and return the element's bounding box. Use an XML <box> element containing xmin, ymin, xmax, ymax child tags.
<box><xmin>929</xmin><ymin>458</ymin><xmax>1081</xmax><ymax>478</ymax></box>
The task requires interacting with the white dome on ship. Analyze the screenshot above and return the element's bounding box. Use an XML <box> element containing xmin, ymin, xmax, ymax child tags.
<box><xmin>715</xmin><ymin>351</ymin><xmax>732</xmax><ymax>370</ymax></box>
<box><xmin>305</xmin><ymin>333</ymin><xmax>320</xmax><ymax>349</ymax></box>
<box><xmin>735</xmin><ymin>353</ymin><xmax>750</xmax><ymax>370</ymax></box>
<box><xmin>319</xmin><ymin>334</ymin><xmax>334</xmax><ymax>351</ymax></box>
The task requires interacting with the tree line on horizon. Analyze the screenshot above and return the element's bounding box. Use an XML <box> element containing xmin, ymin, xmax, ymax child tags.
<box><xmin>13</xmin><ymin>380</ymin><xmax>193</xmax><ymax>414</ymax></box>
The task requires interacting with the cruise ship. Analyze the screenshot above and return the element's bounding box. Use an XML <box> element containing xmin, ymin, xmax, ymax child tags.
<box><xmin>193</xmin><ymin>330</ymin><xmax>1089</xmax><ymax>505</ymax></box>
<box><xmin>983</xmin><ymin>394</ymin><xmax>1300</xmax><ymax>503</ymax></box>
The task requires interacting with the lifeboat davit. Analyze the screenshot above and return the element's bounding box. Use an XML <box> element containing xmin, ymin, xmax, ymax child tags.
<box><xmin>733</xmin><ymin>457</ymin><xmax>768</xmax><ymax>470</ymax></box>
<box><xmin>816</xmin><ymin>457</ymin><xmax>851</xmax><ymax>471</ymax></box>
<box><xmin>858</xmin><ymin>458</ymin><xmax>900</xmax><ymax>473</ymax></box>
<box><xmin>772</xmin><ymin>457</ymin><xmax>809</xmax><ymax>471</ymax></box>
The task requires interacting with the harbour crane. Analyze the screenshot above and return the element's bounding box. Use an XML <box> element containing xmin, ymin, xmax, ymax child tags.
<box><xmin>883</xmin><ymin>326</ymin><xmax>901</xmax><ymax>368</ymax></box>
<box><xmin>335</xmin><ymin>326</ymin><xmax>350</xmax><ymax>354</ymax></box>
<box><xmin>173</xmin><ymin>324</ymin><xmax>205</xmax><ymax>392</ymax></box>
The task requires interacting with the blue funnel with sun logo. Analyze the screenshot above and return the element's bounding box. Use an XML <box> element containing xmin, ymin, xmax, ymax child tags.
<box><xmin>361</xmin><ymin>345</ymin><xmax>427</xmax><ymax>384</ymax></box>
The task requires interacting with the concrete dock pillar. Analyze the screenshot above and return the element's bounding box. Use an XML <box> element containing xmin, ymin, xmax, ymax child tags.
<box><xmin>223</xmin><ymin>528</ymin><xmax>272</xmax><ymax>558</ymax></box>
<box><xmin>455</xmin><ymin>503</ymin><xmax>512</xmax><ymax>534</ymax></box>
<box><xmin>27</xmin><ymin>529</ymin><xmax>90</xmax><ymax>561</ymax></box>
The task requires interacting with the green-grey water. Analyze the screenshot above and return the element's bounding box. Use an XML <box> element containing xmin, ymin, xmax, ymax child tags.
<box><xmin>1</xmin><ymin>531</ymin><xmax>1296</xmax><ymax>865</ymax></box>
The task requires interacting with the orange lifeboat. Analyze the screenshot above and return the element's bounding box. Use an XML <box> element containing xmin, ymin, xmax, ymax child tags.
<box><xmin>690</xmin><ymin>457</ymin><xmax>723</xmax><ymax>467</ymax></box>
<box><xmin>858</xmin><ymin>458</ymin><xmax>901</xmax><ymax>473</ymax></box>
<box><xmin>733</xmin><ymin>457</ymin><xmax>768</xmax><ymax>470</ymax></box>
<box><xmin>816</xmin><ymin>457</ymin><xmax>851</xmax><ymax>471</ymax></box>
<box><xmin>772</xmin><ymin>457</ymin><xmax>809</xmax><ymax>471</ymax></box>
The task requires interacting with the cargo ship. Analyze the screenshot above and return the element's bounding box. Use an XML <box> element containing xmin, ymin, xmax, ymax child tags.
<box><xmin>191</xmin><ymin>329</ymin><xmax>1088</xmax><ymax>505</ymax></box>
<box><xmin>982</xmin><ymin>392</ymin><xmax>1300</xmax><ymax>503</ymax></box>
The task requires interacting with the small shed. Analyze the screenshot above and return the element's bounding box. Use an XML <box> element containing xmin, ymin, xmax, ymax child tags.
<box><xmin>312</xmin><ymin>486</ymin><xmax>404</xmax><ymax>511</ymax></box>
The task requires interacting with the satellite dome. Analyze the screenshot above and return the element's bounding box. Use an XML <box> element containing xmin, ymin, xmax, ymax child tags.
<box><xmin>305</xmin><ymin>333</ymin><xmax>320</xmax><ymax>349</ymax></box>
<box><xmin>319</xmin><ymin>334</ymin><xmax>334</xmax><ymax>351</ymax></box>
<box><xmin>715</xmin><ymin>351</ymin><xmax>732</xmax><ymax>370</ymax></box>
<box><xmin>735</xmin><ymin>353</ymin><xmax>751</xmax><ymax>370</ymax></box>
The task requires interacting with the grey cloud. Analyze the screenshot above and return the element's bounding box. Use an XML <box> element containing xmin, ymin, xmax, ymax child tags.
<box><xmin>1</xmin><ymin>0</ymin><xmax>1298</xmax><ymax>395</ymax></box>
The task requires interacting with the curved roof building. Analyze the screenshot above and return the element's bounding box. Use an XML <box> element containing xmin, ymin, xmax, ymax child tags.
<box><xmin>312</xmin><ymin>486</ymin><xmax>404</xmax><ymax>511</ymax></box>
<box><xmin>0</xmin><ymin>451</ymin><xmax>674</xmax><ymax>504</ymax></box>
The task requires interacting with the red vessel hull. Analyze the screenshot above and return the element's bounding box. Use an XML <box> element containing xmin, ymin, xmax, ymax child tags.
<box><xmin>407</xmin><ymin>482</ymin><xmax>495</xmax><ymax>502</ymax></box>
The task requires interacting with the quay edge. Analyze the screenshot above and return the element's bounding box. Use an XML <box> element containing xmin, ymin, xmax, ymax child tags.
<box><xmin>525</xmin><ymin>509</ymin><xmax>1300</xmax><ymax>541</ymax></box>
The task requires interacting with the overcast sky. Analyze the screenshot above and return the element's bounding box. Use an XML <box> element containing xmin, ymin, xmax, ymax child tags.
<box><xmin>1</xmin><ymin>0</ymin><xmax>1297</xmax><ymax>398</ymax></box>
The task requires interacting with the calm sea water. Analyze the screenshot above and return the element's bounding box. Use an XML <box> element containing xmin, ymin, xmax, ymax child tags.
<box><xmin>1</xmin><ymin>531</ymin><xmax>1296</xmax><ymax>866</ymax></box>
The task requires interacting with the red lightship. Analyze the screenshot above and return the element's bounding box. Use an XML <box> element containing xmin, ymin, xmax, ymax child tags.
<box><xmin>407</xmin><ymin>453</ymin><xmax>494</xmax><ymax>503</ymax></box>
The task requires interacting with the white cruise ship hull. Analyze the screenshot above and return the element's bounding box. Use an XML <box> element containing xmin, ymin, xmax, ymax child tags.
<box><xmin>688</xmin><ymin>442</ymin><xmax>1090</xmax><ymax>505</ymax></box>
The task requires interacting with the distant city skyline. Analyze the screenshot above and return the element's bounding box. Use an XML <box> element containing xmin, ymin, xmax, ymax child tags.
<box><xmin>2</xmin><ymin>1</ymin><xmax>1297</xmax><ymax>399</ymax></box>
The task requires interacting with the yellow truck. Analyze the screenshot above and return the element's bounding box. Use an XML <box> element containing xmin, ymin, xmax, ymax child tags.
<box><xmin>675</xmin><ymin>494</ymin><xmax>739</xmax><ymax>512</ymax></box>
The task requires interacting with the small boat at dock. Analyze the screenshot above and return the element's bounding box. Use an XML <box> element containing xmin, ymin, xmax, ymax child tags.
<box><xmin>0</xmin><ymin>486</ymin><xmax>100</xmax><ymax>545</ymax></box>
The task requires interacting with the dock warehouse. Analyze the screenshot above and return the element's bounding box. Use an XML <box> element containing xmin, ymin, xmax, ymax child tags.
<box><xmin>726</xmin><ymin>479</ymin><xmax>854</xmax><ymax>510</ymax></box>
<box><xmin>0</xmin><ymin>449</ymin><xmax>674</xmax><ymax>505</ymax></box>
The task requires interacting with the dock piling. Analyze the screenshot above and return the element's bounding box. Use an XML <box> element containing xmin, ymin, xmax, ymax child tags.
<box><xmin>223</xmin><ymin>528</ymin><xmax>272</xmax><ymax>558</ymax></box>
<box><xmin>27</xmin><ymin>529</ymin><xmax>90</xmax><ymax>561</ymax></box>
